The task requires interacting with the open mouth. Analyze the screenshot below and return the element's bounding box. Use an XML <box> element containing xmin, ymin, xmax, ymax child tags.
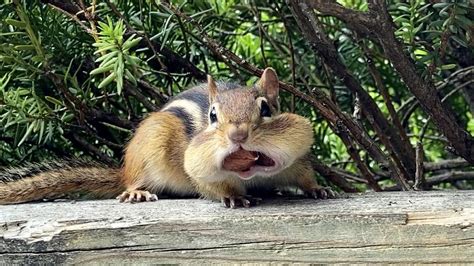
<box><xmin>222</xmin><ymin>148</ymin><xmax>276</xmax><ymax>178</ymax></box>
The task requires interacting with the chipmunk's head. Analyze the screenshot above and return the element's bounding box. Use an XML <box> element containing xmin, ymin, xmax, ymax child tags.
<box><xmin>197</xmin><ymin>68</ymin><xmax>313</xmax><ymax>180</ymax></box>
<box><xmin>206</xmin><ymin>67</ymin><xmax>280</xmax><ymax>143</ymax></box>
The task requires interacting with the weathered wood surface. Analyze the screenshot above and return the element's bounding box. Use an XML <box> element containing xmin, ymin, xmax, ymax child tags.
<box><xmin>0</xmin><ymin>191</ymin><xmax>473</xmax><ymax>264</ymax></box>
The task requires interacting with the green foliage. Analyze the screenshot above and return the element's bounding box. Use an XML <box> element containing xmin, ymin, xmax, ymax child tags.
<box><xmin>91</xmin><ymin>17</ymin><xmax>143</xmax><ymax>94</ymax></box>
<box><xmin>0</xmin><ymin>74</ymin><xmax>69</xmax><ymax>147</ymax></box>
<box><xmin>392</xmin><ymin>1</ymin><xmax>472</xmax><ymax>73</ymax></box>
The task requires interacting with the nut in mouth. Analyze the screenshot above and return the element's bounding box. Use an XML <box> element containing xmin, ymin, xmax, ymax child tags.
<box><xmin>222</xmin><ymin>148</ymin><xmax>276</xmax><ymax>178</ymax></box>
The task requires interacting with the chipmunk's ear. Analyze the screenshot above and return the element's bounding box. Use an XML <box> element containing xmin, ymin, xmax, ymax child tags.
<box><xmin>257</xmin><ymin>67</ymin><xmax>279</xmax><ymax>107</ymax></box>
<box><xmin>207</xmin><ymin>75</ymin><xmax>218</xmax><ymax>103</ymax></box>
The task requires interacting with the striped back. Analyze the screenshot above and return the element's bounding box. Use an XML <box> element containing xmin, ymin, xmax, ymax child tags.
<box><xmin>160</xmin><ymin>82</ymin><xmax>242</xmax><ymax>137</ymax></box>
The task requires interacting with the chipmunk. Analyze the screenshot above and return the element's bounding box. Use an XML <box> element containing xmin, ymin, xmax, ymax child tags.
<box><xmin>0</xmin><ymin>68</ymin><xmax>332</xmax><ymax>208</ymax></box>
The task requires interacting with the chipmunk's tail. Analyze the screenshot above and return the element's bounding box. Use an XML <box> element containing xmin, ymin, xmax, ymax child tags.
<box><xmin>0</xmin><ymin>159</ymin><xmax>124</xmax><ymax>204</ymax></box>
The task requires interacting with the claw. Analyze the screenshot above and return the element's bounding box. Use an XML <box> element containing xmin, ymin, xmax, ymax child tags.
<box><xmin>117</xmin><ymin>190</ymin><xmax>158</xmax><ymax>203</ymax></box>
<box><xmin>242</xmin><ymin>198</ymin><xmax>251</xmax><ymax>208</ymax></box>
<box><xmin>220</xmin><ymin>195</ymin><xmax>261</xmax><ymax>209</ymax></box>
<box><xmin>327</xmin><ymin>189</ymin><xmax>337</xmax><ymax>199</ymax></box>
<box><xmin>147</xmin><ymin>193</ymin><xmax>158</xmax><ymax>201</ymax></box>
<box><xmin>308</xmin><ymin>187</ymin><xmax>336</xmax><ymax>200</ymax></box>
<box><xmin>229</xmin><ymin>198</ymin><xmax>236</xmax><ymax>209</ymax></box>
<box><xmin>221</xmin><ymin>197</ymin><xmax>231</xmax><ymax>208</ymax></box>
<box><xmin>319</xmin><ymin>189</ymin><xmax>328</xmax><ymax>199</ymax></box>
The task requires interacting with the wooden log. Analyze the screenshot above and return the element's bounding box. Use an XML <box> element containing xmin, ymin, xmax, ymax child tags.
<box><xmin>0</xmin><ymin>191</ymin><xmax>473</xmax><ymax>264</ymax></box>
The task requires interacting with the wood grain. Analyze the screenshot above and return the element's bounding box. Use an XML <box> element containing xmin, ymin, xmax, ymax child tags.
<box><xmin>1</xmin><ymin>191</ymin><xmax>473</xmax><ymax>264</ymax></box>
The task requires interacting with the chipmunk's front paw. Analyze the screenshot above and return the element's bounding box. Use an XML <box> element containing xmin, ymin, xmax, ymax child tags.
<box><xmin>306</xmin><ymin>187</ymin><xmax>336</xmax><ymax>200</ymax></box>
<box><xmin>117</xmin><ymin>190</ymin><xmax>158</xmax><ymax>203</ymax></box>
<box><xmin>220</xmin><ymin>195</ymin><xmax>262</xmax><ymax>208</ymax></box>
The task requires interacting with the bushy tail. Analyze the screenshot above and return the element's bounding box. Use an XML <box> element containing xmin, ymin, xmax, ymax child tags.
<box><xmin>0</xmin><ymin>159</ymin><xmax>124</xmax><ymax>204</ymax></box>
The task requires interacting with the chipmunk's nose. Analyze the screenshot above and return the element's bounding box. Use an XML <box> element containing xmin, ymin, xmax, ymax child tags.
<box><xmin>228</xmin><ymin>124</ymin><xmax>249</xmax><ymax>143</ymax></box>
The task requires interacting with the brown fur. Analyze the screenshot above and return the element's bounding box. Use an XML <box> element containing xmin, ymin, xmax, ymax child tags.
<box><xmin>121</xmin><ymin>112</ymin><xmax>196</xmax><ymax>196</ymax></box>
<box><xmin>196</xmin><ymin>177</ymin><xmax>246</xmax><ymax>200</ymax></box>
<box><xmin>217</xmin><ymin>89</ymin><xmax>259</xmax><ymax>123</ymax></box>
<box><xmin>0</xmin><ymin>167</ymin><xmax>121</xmax><ymax>204</ymax></box>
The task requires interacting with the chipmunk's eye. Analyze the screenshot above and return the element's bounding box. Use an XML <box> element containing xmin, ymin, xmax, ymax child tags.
<box><xmin>209</xmin><ymin>106</ymin><xmax>218</xmax><ymax>123</ymax></box>
<box><xmin>260</xmin><ymin>100</ymin><xmax>271</xmax><ymax>117</ymax></box>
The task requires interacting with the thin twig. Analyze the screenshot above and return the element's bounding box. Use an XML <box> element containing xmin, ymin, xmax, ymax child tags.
<box><xmin>124</xmin><ymin>81</ymin><xmax>158</xmax><ymax>112</ymax></box>
<box><xmin>311</xmin><ymin>157</ymin><xmax>359</xmax><ymax>192</ymax></box>
<box><xmin>414</xmin><ymin>142</ymin><xmax>425</xmax><ymax>190</ymax></box>
<box><xmin>250</xmin><ymin>2</ymin><xmax>269</xmax><ymax>66</ymax></box>
<box><xmin>47</xmin><ymin>3</ymin><xmax>93</xmax><ymax>34</ymax></box>
<box><xmin>332</xmin><ymin>123</ymin><xmax>382</xmax><ymax>191</ymax></box>
<box><xmin>425</xmin><ymin>171</ymin><xmax>474</xmax><ymax>187</ymax></box>
<box><xmin>79</xmin><ymin>0</ymin><xmax>100</xmax><ymax>42</ymax></box>
<box><xmin>69</xmin><ymin>133</ymin><xmax>116</xmax><ymax>165</ymax></box>
<box><xmin>424</xmin><ymin>158</ymin><xmax>470</xmax><ymax>172</ymax></box>
<box><xmin>399</xmin><ymin>66</ymin><xmax>474</xmax><ymax>127</ymax></box>
<box><xmin>277</xmin><ymin>3</ymin><xmax>297</xmax><ymax>112</ymax></box>
<box><xmin>419</xmin><ymin>79</ymin><xmax>473</xmax><ymax>143</ymax></box>
<box><xmin>361</xmin><ymin>41</ymin><xmax>410</xmax><ymax>149</ymax></box>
